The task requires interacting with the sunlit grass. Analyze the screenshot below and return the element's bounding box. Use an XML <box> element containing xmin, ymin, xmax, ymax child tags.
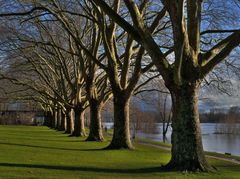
<box><xmin>0</xmin><ymin>125</ymin><xmax>239</xmax><ymax>178</ymax></box>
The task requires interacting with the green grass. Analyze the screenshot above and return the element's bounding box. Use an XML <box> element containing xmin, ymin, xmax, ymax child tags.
<box><xmin>135</xmin><ymin>138</ymin><xmax>172</xmax><ymax>147</ymax></box>
<box><xmin>0</xmin><ymin>126</ymin><xmax>239</xmax><ymax>178</ymax></box>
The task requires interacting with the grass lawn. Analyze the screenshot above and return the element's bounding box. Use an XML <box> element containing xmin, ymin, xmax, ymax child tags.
<box><xmin>0</xmin><ymin>126</ymin><xmax>239</xmax><ymax>178</ymax></box>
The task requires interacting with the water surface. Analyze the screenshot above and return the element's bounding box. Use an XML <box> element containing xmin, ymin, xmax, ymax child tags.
<box><xmin>104</xmin><ymin>122</ymin><xmax>240</xmax><ymax>156</ymax></box>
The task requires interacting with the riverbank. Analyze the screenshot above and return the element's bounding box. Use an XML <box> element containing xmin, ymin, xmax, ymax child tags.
<box><xmin>128</xmin><ymin>122</ymin><xmax>240</xmax><ymax>156</ymax></box>
<box><xmin>135</xmin><ymin>138</ymin><xmax>240</xmax><ymax>165</ymax></box>
<box><xmin>0</xmin><ymin>125</ymin><xmax>239</xmax><ymax>178</ymax></box>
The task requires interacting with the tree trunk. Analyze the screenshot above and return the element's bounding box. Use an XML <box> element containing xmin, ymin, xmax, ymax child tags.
<box><xmin>86</xmin><ymin>99</ymin><xmax>104</xmax><ymax>141</ymax></box>
<box><xmin>163</xmin><ymin>118</ymin><xmax>166</xmax><ymax>143</ymax></box>
<box><xmin>71</xmin><ymin>105</ymin><xmax>86</xmax><ymax>137</ymax></box>
<box><xmin>52</xmin><ymin>110</ymin><xmax>57</xmax><ymax>129</ymax></box>
<box><xmin>56</xmin><ymin>108</ymin><xmax>61</xmax><ymax>130</ymax></box>
<box><xmin>165</xmin><ymin>82</ymin><xmax>213</xmax><ymax>171</ymax></box>
<box><xmin>163</xmin><ymin>131</ymin><xmax>166</xmax><ymax>143</ymax></box>
<box><xmin>105</xmin><ymin>95</ymin><xmax>133</xmax><ymax>149</ymax></box>
<box><xmin>59</xmin><ymin>109</ymin><xmax>66</xmax><ymax>131</ymax></box>
<box><xmin>44</xmin><ymin>111</ymin><xmax>53</xmax><ymax>127</ymax></box>
<box><xmin>65</xmin><ymin>108</ymin><xmax>74</xmax><ymax>134</ymax></box>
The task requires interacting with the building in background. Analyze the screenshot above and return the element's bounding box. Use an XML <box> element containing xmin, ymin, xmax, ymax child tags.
<box><xmin>0</xmin><ymin>97</ymin><xmax>44</xmax><ymax>125</ymax></box>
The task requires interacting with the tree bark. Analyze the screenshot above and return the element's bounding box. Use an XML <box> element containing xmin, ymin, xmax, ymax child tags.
<box><xmin>86</xmin><ymin>99</ymin><xmax>104</xmax><ymax>141</ymax></box>
<box><xmin>44</xmin><ymin>111</ymin><xmax>53</xmax><ymax>127</ymax></box>
<box><xmin>105</xmin><ymin>94</ymin><xmax>133</xmax><ymax>149</ymax></box>
<box><xmin>65</xmin><ymin>108</ymin><xmax>74</xmax><ymax>134</ymax></box>
<box><xmin>52</xmin><ymin>110</ymin><xmax>57</xmax><ymax>129</ymax></box>
<box><xmin>56</xmin><ymin>108</ymin><xmax>61</xmax><ymax>130</ymax></box>
<box><xmin>59</xmin><ymin>109</ymin><xmax>66</xmax><ymax>131</ymax></box>
<box><xmin>71</xmin><ymin>105</ymin><xmax>86</xmax><ymax>137</ymax></box>
<box><xmin>163</xmin><ymin>129</ymin><xmax>166</xmax><ymax>143</ymax></box>
<box><xmin>165</xmin><ymin>82</ymin><xmax>213</xmax><ymax>171</ymax></box>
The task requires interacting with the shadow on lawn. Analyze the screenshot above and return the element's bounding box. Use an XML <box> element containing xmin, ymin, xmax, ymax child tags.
<box><xmin>0</xmin><ymin>163</ymin><xmax>162</xmax><ymax>174</ymax></box>
<box><xmin>0</xmin><ymin>142</ymin><xmax>104</xmax><ymax>152</ymax></box>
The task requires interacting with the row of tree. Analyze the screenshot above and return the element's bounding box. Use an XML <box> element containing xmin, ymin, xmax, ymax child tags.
<box><xmin>0</xmin><ymin>0</ymin><xmax>240</xmax><ymax>172</ymax></box>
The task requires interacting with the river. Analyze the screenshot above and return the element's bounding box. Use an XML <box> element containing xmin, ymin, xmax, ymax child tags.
<box><xmin>104</xmin><ymin>123</ymin><xmax>240</xmax><ymax>156</ymax></box>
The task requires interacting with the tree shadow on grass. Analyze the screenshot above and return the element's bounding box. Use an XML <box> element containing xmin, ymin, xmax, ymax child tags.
<box><xmin>0</xmin><ymin>163</ymin><xmax>163</xmax><ymax>174</ymax></box>
<box><xmin>30</xmin><ymin>139</ymin><xmax>88</xmax><ymax>143</ymax></box>
<box><xmin>0</xmin><ymin>142</ymin><xmax>104</xmax><ymax>152</ymax></box>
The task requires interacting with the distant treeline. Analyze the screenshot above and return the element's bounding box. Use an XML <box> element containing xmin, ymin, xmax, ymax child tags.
<box><xmin>200</xmin><ymin>106</ymin><xmax>240</xmax><ymax>123</ymax></box>
<box><xmin>131</xmin><ymin>105</ymin><xmax>240</xmax><ymax>124</ymax></box>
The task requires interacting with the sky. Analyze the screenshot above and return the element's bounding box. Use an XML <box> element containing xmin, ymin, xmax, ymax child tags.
<box><xmin>200</xmin><ymin>77</ymin><xmax>240</xmax><ymax>112</ymax></box>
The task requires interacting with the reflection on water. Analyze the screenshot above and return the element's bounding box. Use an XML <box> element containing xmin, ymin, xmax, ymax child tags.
<box><xmin>104</xmin><ymin>123</ymin><xmax>240</xmax><ymax>156</ymax></box>
<box><xmin>202</xmin><ymin>133</ymin><xmax>240</xmax><ymax>156</ymax></box>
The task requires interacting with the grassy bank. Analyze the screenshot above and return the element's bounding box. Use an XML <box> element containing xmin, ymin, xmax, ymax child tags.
<box><xmin>0</xmin><ymin>125</ymin><xmax>239</xmax><ymax>178</ymax></box>
<box><xmin>135</xmin><ymin>138</ymin><xmax>240</xmax><ymax>161</ymax></box>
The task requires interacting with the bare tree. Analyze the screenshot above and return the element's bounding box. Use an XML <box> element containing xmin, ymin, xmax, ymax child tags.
<box><xmin>90</xmin><ymin>0</ymin><xmax>240</xmax><ymax>171</ymax></box>
<box><xmin>88</xmin><ymin>0</ymin><xmax>166</xmax><ymax>149</ymax></box>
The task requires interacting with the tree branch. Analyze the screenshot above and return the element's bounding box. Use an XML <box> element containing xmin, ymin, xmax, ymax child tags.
<box><xmin>0</xmin><ymin>7</ymin><xmax>47</xmax><ymax>17</ymax></box>
<box><xmin>201</xmin><ymin>31</ymin><xmax>240</xmax><ymax>77</ymax></box>
<box><xmin>200</xmin><ymin>29</ymin><xmax>240</xmax><ymax>35</ymax></box>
